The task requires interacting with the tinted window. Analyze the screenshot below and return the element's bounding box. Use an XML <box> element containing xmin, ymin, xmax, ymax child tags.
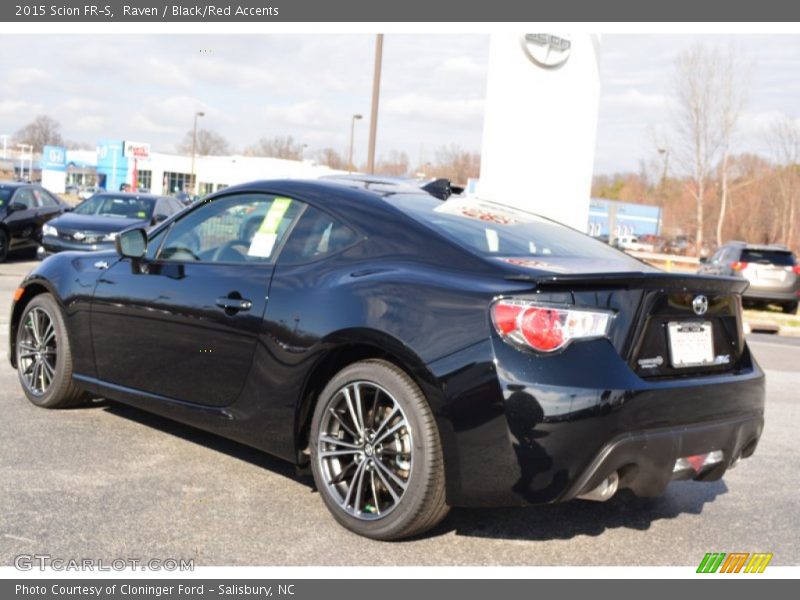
<box><xmin>74</xmin><ymin>195</ymin><xmax>155</xmax><ymax>219</ymax></box>
<box><xmin>13</xmin><ymin>188</ymin><xmax>35</xmax><ymax>209</ymax></box>
<box><xmin>741</xmin><ymin>249</ymin><xmax>795</xmax><ymax>266</ymax></box>
<box><xmin>39</xmin><ymin>189</ymin><xmax>61</xmax><ymax>207</ymax></box>
<box><xmin>0</xmin><ymin>187</ymin><xmax>14</xmax><ymax>204</ymax></box>
<box><xmin>389</xmin><ymin>194</ymin><xmax>626</xmax><ymax>260</ymax></box>
<box><xmin>278</xmin><ymin>205</ymin><xmax>359</xmax><ymax>264</ymax></box>
<box><xmin>158</xmin><ymin>194</ymin><xmax>302</xmax><ymax>264</ymax></box>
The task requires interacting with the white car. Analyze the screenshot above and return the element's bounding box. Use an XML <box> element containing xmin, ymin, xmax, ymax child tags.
<box><xmin>615</xmin><ymin>235</ymin><xmax>654</xmax><ymax>253</ymax></box>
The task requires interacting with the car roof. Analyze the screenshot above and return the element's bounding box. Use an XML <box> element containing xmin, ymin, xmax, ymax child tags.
<box><xmin>0</xmin><ymin>181</ymin><xmax>28</xmax><ymax>190</ymax></box>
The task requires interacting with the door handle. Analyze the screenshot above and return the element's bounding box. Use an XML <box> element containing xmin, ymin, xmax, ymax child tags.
<box><xmin>215</xmin><ymin>295</ymin><xmax>252</xmax><ymax>313</ymax></box>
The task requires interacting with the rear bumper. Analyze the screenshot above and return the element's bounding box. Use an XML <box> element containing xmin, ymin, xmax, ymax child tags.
<box><xmin>743</xmin><ymin>287</ymin><xmax>798</xmax><ymax>303</ymax></box>
<box><xmin>429</xmin><ymin>338</ymin><xmax>766</xmax><ymax>507</ymax></box>
<box><xmin>561</xmin><ymin>413</ymin><xmax>762</xmax><ymax>501</ymax></box>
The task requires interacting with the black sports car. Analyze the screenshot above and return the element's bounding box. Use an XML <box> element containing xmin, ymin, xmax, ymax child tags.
<box><xmin>39</xmin><ymin>192</ymin><xmax>183</xmax><ymax>257</ymax></box>
<box><xmin>0</xmin><ymin>181</ymin><xmax>70</xmax><ymax>262</ymax></box>
<box><xmin>8</xmin><ymin>180</ymin><xmax>765</xmax><ymax>540</ymax></box>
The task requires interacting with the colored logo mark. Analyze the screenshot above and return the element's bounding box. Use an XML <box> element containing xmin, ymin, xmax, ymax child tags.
<box><xmin>697</xmin><ymin>552</ymin><xmax>773</xmax><ymax>573</ymax></box>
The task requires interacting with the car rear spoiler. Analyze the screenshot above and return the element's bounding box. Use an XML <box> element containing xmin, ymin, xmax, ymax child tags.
<box><xmin>504</xmin><ymin>271</ymin><xmax>749</xmax><ymax>294</ymax></box>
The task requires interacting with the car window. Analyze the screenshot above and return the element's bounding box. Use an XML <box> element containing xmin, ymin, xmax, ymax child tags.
<box><xmin>74</xmin><ymin>195</ymin><xmax>155</xmax><ymax>219</ymax></box>
<box><xmin>35</xmin><ymin>189</ymin><xmax>60</xmax><ymax>208</ymax></box>
<box><xmin>741</xmin><ymin>249</ymin><xmax>795</xmax><ymax>266</ymax></box>
<box><xmin>390</xmin><ymin>194</ymin><xmax>628</xmax><ymax>261</ymax></box>
<box><xmin>278</xmin><ymin>205</ymin><xmax>359</xmax><ymax>264</ymax></box>
<box><xmin>12</xmin><ymin>188</ymin><xmax>36</xmax><ymax>209</ymax></box>
<box><xmin>157</xmin><ymin>193</ymin><xmax>303</xmax><ymax>264</ymax></box>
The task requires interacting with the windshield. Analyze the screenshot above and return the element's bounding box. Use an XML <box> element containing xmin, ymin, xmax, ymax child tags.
<box><xmin>0</xmin><ymin>188</ymin><xmax>15</xmax><ymax>204</ymax></box>
<box><xmin>74</xmin><ymin>195</ymin><xmax>155</xmax><ymax>219</ymax></box>
<box><xmin>389</xmin><ymin>195</ymin><xmax>630</xmax><ymax>261</ymax></box>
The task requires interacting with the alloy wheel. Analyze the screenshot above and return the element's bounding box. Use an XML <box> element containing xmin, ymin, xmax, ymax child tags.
<box><xmin>317</xmin><ymin>381</ymin><xmax>413</xmax><ymax>520</ymax></box>
<box><xmin>17</xmin><ymin>306</ymin><xmax>58</xmax><ymax>396</ymax></box>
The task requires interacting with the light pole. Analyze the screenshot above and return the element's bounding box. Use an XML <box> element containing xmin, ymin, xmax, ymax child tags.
<box><xmin>16</xmin><ymin>144</ymin><xmax>31</xmax><ymax>181</ymax></box>
<box><xmin>348</xmin><ymin>114</ymin><xmax>363</xmax><ymax>173</ymax></box>
<box><xmin>190</xmin><ymin>111</ymin><xmax>205</xmax><ymax>194</ymax></box>
<box><xmin>300</xmin><ymin>143</ymin><xmax>308</xmax><ymax>161</ymax></box>
<box><xmin>658</xmin><ymin>148</ymin><xmax>670</xmax><ymax>186</ymax></box>
<box><xmin>366</xmin><ymin>33</ymin><xmax>384</xmax><ymax>175</ymax></box>
<box><xmin>0</xmin><ymin>134</ymin><xmax>8</xmax><ymax>160</ymax></box>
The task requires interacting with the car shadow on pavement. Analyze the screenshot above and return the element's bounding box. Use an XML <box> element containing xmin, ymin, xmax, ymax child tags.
<box><xmin>99</xmin><ymin>401</ymin><xmax>308</xmax><ymax>484</ymax></box>
<box><xmin>434</xmin><ymin>481</ymin><xmax>728</xmax><ymax>541</ymax></box>
<box><xmin>95</xmin><ymin>400</ymin><xmax>728</xmax><ymax>543</ymax></box>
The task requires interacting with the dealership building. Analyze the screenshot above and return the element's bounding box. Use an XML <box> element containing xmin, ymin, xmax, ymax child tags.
<box><xmin>37</xmin><ymin>140</ymin><xmax>345</xmax><ymax>195</ymax></box>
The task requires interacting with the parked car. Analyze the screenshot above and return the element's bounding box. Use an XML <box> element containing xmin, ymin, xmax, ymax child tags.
<box><xmin>698</xmin><ymin>241</ymin><xmax>799</xmax><ymax>314</ymax></box>
<box><xmin>8</xmin><ymin>181</ymin><xmax>765</xmax><ymax>540</ymax></box>
<box><xmin>613</xmin><ymin>235</ymin><xmax>654</xmax><ymax>253</ymax></box>
<box><xmin>39</xmin><ymin>192</ymin><xmax>183</xmax><ymax>257</ymax></box>
<box><xmin>78</xmin><ymin>186</ymin><xmax>101</xmax><ymax>200</ymax></box>
<box><xmin>0</xmin><ymin>181</ymin><xmax>71</xmax><ymax>262</ymax></box>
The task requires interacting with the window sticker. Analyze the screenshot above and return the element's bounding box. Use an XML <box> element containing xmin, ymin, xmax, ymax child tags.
<box><xmin>136</xmin><ymin>211</ymin><xmax>147</xmax><ymax>218</ymax></box>
<box><xmin>248</xmin><ymin>197</ymin><xmax>293</xmax><ymax>258</ymax></box>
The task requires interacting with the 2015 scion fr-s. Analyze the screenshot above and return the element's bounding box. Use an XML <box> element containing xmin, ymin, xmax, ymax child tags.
<box><xmin>9</xmin><ymin>180</ymin><xmax>765</xmax><ymax>540</ymax></box>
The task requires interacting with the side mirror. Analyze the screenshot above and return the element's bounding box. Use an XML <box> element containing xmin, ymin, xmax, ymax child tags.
<box><xmin>699</xmin><ymin>256</ymin><xmax>708</xmax><ymax>264</ymax></box>
<box><xmin>154</xmin><ymin>213</ymin><xmax>168</xmax><ymax>223</ymax></box>
<box><xmin>116</xmin><ymin>228</ymin><xmax>147</xmax><ymax>259</ymax></box>
<box><xmin>7</xmin><ymin>202</ymin><xmax>27</xmax><ymax>213</ymax></box>
<box><xmin>63</xmin><ymin>205</ymin><xmax>74</xmax><ymax>212</ymax></box>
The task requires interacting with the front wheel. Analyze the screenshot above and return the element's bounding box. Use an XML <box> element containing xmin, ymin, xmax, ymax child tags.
<box><xmin>309</xmin><ymin>359</ymin><xmax>449</xmax><ymax>540</ymax></box>
<box><xmin>15</xmin><ymin>293</ymin><xmax>85</xmax><ymax>408</ymax></box>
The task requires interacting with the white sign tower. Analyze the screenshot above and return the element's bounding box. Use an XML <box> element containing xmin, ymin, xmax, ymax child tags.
<box><xmin>477</xmin><ymin>33</ymin><xmax>601</xmax><ymax>231</ymax></box>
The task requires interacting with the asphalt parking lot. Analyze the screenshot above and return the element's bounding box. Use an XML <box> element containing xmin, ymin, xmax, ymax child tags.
<box><xmin>1</xmin><ymin>255</ymin><xmax>798</xmax><ymax>566</ymax></box>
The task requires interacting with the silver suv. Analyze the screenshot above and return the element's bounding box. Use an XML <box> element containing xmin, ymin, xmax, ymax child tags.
<box><xmin>699</xmin><ymin>242</ymin><xmax>799</xmax><ymax>314</ymax></box>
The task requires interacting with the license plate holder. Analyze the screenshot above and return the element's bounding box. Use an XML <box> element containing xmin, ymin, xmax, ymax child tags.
<box><xmin>667</xmin><ymin>321</ymin><xmax>715</xmax><ymax>368</ymax></box>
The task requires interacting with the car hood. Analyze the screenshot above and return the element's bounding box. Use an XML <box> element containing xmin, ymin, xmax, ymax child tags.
<box><xmin>49</xmin><ymin>213</ymin><xmax>148</xmax><ymax>233</ymax></box>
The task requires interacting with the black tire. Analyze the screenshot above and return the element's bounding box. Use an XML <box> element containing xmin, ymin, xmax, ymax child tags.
<box><xmin>15</xmin><ymin>293</ymin><xmax>85</xmax><ymax>408</ymax></box>
<box><xmin>783</xmin><ymin>302</ymin><xmax>798</xmax><ymax>315</ymax></box>
<box><xmin>0</xmin><ymin>228</ymin><xmax>8</xmax><ymax>263</ymax></box>
<box><xmin>309</xmin><ymin>359</ymin><xmax>449</xmax><ymax>540</ymax></box>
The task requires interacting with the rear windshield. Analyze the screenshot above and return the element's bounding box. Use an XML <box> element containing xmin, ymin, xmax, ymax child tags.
<box><xmin>741</xmin><ymin>249</ymin><xmax>795</xmax><ymax>266</ymax></box>
<box><xmin>74</xmin><ymin>195</ymin><xmax>155</xmax><ymax>219</ymax></box>
<box><xmin>389</xmin><ymin>194</ymin><xmax>628</xmax><ymax>260</ymax></box>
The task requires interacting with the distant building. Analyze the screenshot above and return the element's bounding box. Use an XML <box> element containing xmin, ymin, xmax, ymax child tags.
<box><xmin>588</xmin><ymin>198</ymin><xmax>662</xmax><ymax>239</ymax></box>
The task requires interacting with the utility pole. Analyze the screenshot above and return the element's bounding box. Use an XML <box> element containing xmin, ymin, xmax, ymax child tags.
<box><xmin>190</xmin><ymin>111</ymin><xmax>205</xmax><ymax>194</ymax></box>
<box><xmin>366</xmin><ymin>34</ymin><xmax>384</xmax><ymax>175</ymax></box>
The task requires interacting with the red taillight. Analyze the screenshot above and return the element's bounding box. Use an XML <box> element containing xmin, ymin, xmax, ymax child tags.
<box><xmin>519</xmin><ymin>307</ymin><xmax>565</xmax><ymax>351</ymax></box>
<box><xmin>491</xmin><ymin>299</ymin><xmax>612</xmax><ymax>353</ymax></box>
<box><xmin>792</xmin><ymin>265</ymin><xmax>800</xmax><ymax>275</ymax></box>
<box><xmin>492</xmin><ymin>302</ymin><xmax>523</xmax><ymax>335</ymax></box>
<box><xmin>731</xmin><ymin>261</ymin><xmax>748</xmax><ymax>271</ymax></box>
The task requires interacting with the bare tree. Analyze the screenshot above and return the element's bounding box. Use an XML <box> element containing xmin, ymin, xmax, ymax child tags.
<box><xmin>314</xmin><ymin>147</ymin><xmax>347</xmax><ymax>170</ymax></box>
<box><xmin>429</xmin><ymin>145</ymin><xmax>481</xmax><ymax>185</ymax></box>
<box><xmin>670</xmin><ymin>45</ymin><xmax>734</xmax><ymax>253</ymax></box>
<box><xmin>375</xmin><ymin>150</ymin><xmax>410</xmax><ymax>177</ymax></box>
<box><xmin>714</xmin><ymin>48</ymin><xmax>752</xmax><ymax>247</ymax></box>
<box><xmin>245</xmin><ymin>136</ymin><xmax>304</xmax><ymax>160</ymax></box>
<box><xmin>769</xmin><ymin>116</ymin><xmax>800</xmax><ymax>248</ymax></box>
<box><xmin>14</xmin><ymin>115</ymin><xmax>64</xmax><ymax>152</ymax></box>
<box><xmin>178</xmin><ymin>128</ymin><xmax>231</xmax><ymax>156</ymax></box>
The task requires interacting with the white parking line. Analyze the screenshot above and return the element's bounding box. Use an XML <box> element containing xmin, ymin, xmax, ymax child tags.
<box><xmin>748</xmin><ymin>339</ymin><xmax>800</xmax><ymax>351</ymax></box>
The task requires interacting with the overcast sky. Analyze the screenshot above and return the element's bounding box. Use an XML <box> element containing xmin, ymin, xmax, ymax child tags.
<box><xmin>1</xmin><ymin>34</ymin><xmax>799</xmax><ymax>174</ymax></box>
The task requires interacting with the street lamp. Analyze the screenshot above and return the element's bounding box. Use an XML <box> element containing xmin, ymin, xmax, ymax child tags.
<box><xmin>190</xmin><ymin>111</ymin><xmax>205</xmax><ymax>194</ymax></box>
<box><xmin>348</xmin><ymin>114</ymin><xmax>363</xmax><ymax>173</ymax></box>
<box><xmin>300</xmin><ymin>143</ymin><xmax>308</xmax><ymax>161</ymax></box>
<box><xmin>658</xmin><ymin>148</ymin><xmax>670</xmax><ymax>186</ymax></box>
<box><xmin>366</xmin><ymin>33</ymin><xmax>384</xmax><ymax>175</ymax></box>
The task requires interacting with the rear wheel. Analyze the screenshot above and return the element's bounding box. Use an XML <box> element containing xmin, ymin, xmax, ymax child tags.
<box><xmin>310</xmin><ymin>359</ymin><xmax>449</xmax><ymax>540</ymax></box>
<box><xmin>15</xmin><ymin>294</ymin><xmax>84</xmax><ymax>408</ymax></box>
<box><xmin>783</xmin><ymin>302</ymin><xmax>798</xmax><ymax>315</ymax></box>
